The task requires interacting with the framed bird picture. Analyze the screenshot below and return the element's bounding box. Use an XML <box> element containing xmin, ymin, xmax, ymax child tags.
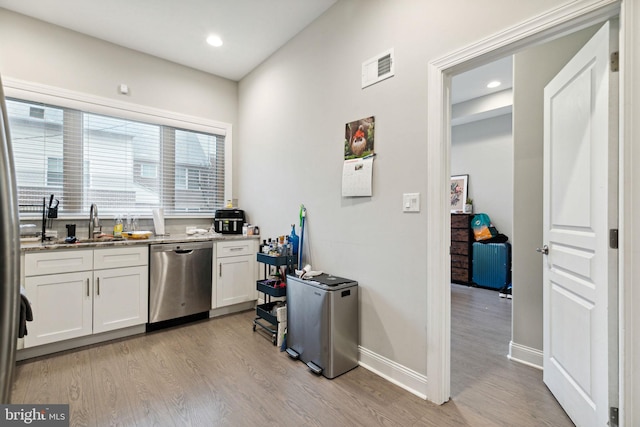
<box><xmin>344</xmin><ymin>116</ymin><xmax>375</xmax><ymax>160</ymax></box>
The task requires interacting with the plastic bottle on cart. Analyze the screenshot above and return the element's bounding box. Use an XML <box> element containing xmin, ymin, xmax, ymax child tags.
<box><xmin>289</xmin><ymin>224</ymin><xmax>299</xmax><ymax>256</ymax></box>
<box><xmin>287</xmin><ymin>237</ymin><xmax>292</xmax><ymax>256</ymax></box>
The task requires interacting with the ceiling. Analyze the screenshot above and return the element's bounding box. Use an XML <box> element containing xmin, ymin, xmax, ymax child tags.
<box><xmin>0</xmin><ymin>0</ymin><xmax>337</xmax><ymax>81</ymax></box>
<box><xmin>0</xmin><ymin>0</ymin><xmax>511</xmax><ymax>102</ymax></box>
<box><xmin>451</xmin><ymin>56</ymin><xmax>513</xmax><ymax>105</ymax></box>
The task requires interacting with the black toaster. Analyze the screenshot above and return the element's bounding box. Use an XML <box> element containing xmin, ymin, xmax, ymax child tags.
<box><xmin>213</xmin><ymin>209</ymin><xmax>246</xmax><ymax>234</ymax></box>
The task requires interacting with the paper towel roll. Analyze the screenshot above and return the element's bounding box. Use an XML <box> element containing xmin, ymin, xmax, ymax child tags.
<box><xmin>152</xmin><ymin>208</ymin><xmax>165</xmax><ymax>235</ymax></box>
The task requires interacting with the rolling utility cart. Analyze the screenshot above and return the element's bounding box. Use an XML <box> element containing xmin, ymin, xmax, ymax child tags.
<box><xmin>253</xmin><ymin>253</ymin><xmax>295</xmax><ymax>345</ymax></box>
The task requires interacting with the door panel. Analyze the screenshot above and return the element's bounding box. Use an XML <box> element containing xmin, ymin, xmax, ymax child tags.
<box><xmin>93</xmin><ymin>266</ymin><xmax>149</xmax><ymax>334</ymax></box>
<box><xmin>542</xmin><ymin>20</ymin><xmax>618</xmax><ymax>427</ymax></box>
<box><xmin>217</xmin><ymin>255</ymin><xmax>253</xmax><ymax>307</ymax></box>
<box><xmin>24</xmin><ymin>271</ymin><xmax>93</xmax><ymax>347</ymax></box>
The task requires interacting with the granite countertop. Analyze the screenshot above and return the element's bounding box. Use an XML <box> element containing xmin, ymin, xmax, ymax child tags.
<box><xmin>20</xmin><ymin>233</ymin><xmax>260</xmax><ymax>252</ymax></box>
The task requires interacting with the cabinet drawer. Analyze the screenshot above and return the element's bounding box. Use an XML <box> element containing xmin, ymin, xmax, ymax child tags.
<box><xmin>217</xmin><ymin>240</ymin><xmax>254</xmax><ymax>258</ymax></box>
<box><xmin>451</xmin><ymin>214</ymin><xmax>471</xmax><ymax>228</ymax></box>
<box><xmin>451</xmin><ymin>255</ymin><xmax>469</xmax><ymax>269</ymax></box>
<box><xmin>451</xmin><ymin>242</ymin><xmax>470</xmax><ymax>256</ymax></box>
<box><xmin>94</xmin><ymin>246</ymin><xmax>149</xmax><ymax>269</ymax></box>
<box><xmin>25</xmin><ymin>250</ymin><xmax>93</xmax><ymax>276</ymax></box>
<box><xmin>451</xmin><ymin>228</ymin><xmax>472</xmax><ymax>242</ymax></box>
<box><xmin>452</xmin><ymin>267</ymin><xmax>471</xmax><ymax>283</ymax></box>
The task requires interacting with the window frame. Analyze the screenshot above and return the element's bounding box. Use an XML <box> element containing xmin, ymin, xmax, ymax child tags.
<box><xmin>4</xmin><ymin>78</ymin><xmax>232</xmax><ymax>219</ymax></box>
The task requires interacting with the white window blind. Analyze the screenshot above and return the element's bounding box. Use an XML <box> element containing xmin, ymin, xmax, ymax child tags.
<box><xmin>6</xmin><ymin>98</ymin><xmax>226</xmax><ymax>218</ymax></box>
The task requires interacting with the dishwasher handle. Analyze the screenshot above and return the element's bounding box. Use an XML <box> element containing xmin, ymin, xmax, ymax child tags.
<box><xmin>174</xmin><ymin>249</ymin><xmax>194</xmax><ymax>255</ymax></box>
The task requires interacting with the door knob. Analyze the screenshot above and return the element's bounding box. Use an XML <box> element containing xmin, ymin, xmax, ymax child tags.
<box><xmin>536</xmin><ymin>245</ymin><xmax>549</xmax><ymax>255</ymax></box>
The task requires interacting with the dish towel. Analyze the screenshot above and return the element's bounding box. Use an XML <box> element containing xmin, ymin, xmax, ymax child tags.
<box><xmin>19</xmin><ymin>287</ymin><xmax>33</xmax><ymax>338</ymax></box>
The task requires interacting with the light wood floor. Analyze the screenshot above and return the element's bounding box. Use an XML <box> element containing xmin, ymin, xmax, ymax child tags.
<box><xmin>450</xmin><ymin>283</ymin><xmax>573</xmax><ymax>426</ymax></box>
<box><xmin>10</xmin><ymin>285</ymin><xmax>574</xmax><ymax>426</ymax></box>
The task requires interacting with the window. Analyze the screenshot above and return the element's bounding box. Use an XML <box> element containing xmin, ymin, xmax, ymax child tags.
<box><xmin>187</xmin><ymin>169</ymin><xmax>201</xmax><ymax>190</ymax></box>
<box><xmin>138</xmin><ymin>162</ymin><xmax>157</xmax><ymax>178</ymax></box>
<box><xmin>6</xmin><ymin>95</ymin><xmax>228</xmax><ymax>218</ymax></box>
<box><xmin>175</xmin><ymin>167</ymin><xmax>202</xmax><ymax>190</ymax></box>
<box><xmin>46</xmin><ymin>157</ymin><xmax>63</xmax><ymax>186</ymax></box>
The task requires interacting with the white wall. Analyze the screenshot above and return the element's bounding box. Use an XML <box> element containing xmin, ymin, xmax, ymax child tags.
<box><xmin>237</xmin><ymin>0</ymin><xmax>572</xmax><ymax>383</ymax></box>
<box><xmin>0</xmin><ymin>8</ymin><xmax>239</xmax><ymax>196</ymax></box>
<box><xmin>0</xmin><ymin>10</ymin><xmax>238</xmax><ymax>123</ymax></box>
<box><xmin>451</xmin><ymin>114</ymin><xmax>513</xmax><ymax>238</ymax></box>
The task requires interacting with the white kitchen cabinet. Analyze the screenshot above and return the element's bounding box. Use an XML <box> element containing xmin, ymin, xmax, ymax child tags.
<box><xmin>24</xmin><ymin>249</ymin><xmax>94</xmax><ymax>347</ymax></box>
<box><xmin>214</xmin><ymin>240</ymin><xmax>258</xmax><ymax>308</ymax></box>
<box><xmin>24</xmin><ymin>270</ymin><xmax>93</xmax><ymax>347</ymax></box>
<box><xmin>23</xmin><ymin>246</ymin><xmax>149</xmax><ymax>348</ymax></box>
<box><xmin>93</xmin><ymin>247</ymin><xmax>148</xmax><ymax>334</ymax></box>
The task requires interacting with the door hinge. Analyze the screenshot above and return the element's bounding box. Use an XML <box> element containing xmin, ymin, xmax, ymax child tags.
<box><xmin>610</xmin><ymin>406</ymin><xmax>619</xmax><ymax>427</ymax></box>
<box><xmin>611</xmin><ymin>52</ymin><xmax>619</xmax><ymax>72</ymax></box>
<box><xmin>610</xmin><ymin>229</ymin><xmax>619</xmax><ymax>249</ymax></box>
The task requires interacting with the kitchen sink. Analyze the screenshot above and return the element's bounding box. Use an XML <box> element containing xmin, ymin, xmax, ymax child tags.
<box><xmin>52</xmin><ymin>236</ymin><xmax>126</xmax><ymax>245</ymax></box>
<box><xmin>80</xmin><ymin>237</ymin><xmax>126</xmax><ymax>243</ymax></box>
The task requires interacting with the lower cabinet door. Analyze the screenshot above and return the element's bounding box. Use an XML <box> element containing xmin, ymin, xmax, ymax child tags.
<box><xmin>24</xmin><ymin>271</ymin><xmax>93</xmax><ymax>347</ymax></box>
<box><xmin>93</xmin><ymin>266</ymin><xmax>149</xmax><ymax>334</ymax></box>
<box><xmin>216</xmin><ymin>255</ymin><xmax>254</xmax><ymax>308</ymax></box>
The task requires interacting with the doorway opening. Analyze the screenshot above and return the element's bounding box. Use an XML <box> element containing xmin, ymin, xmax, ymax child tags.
<box><xmin>449</xmin><ymin>56</ymin><xmax>514</xmax><ymax>401</ymax></box>
<box><xmin>425</xmin><ymin>0</ymin><xmax>622</xmax><ymax>416</ymax></box>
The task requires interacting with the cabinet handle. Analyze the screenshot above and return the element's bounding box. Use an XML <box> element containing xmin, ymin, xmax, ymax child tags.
<box><xmin>219</xmin><ymin>263</ymin><xmax>222</xmax><ymax>277</ymax></box>
<box><xmin>86</xmin><ymin>279</ymin><xmax>90</xmax><ymax>297</ymax></box>
<box><xmin>230</xmin><ymin>247</ymin><xmax>243</xmax><ymax>251</ymax></box>
<box><xmin>97</xmin><ymin>277</ymin><xmax>100</xmax><ymax>296</ymax></box>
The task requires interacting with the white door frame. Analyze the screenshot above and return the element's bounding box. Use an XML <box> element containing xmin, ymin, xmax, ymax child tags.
<box><xmin>426</xmin><ymin>0</ymin><xmax>638</xmax><ymax>424</ymax></box>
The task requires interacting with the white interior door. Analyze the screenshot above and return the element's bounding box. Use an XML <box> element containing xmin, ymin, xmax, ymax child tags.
<box><xmin>542</xmin><ymin>20</ymin><xmax>618</xmax><ymax>427</ymax></box>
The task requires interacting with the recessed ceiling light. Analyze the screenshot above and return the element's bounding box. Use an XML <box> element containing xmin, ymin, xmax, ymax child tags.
<box><xmin>206</xmin><ymin>35</ymin><xmax>223</xmax><ymax>47</ymax></box>
<box><xmin>487</xmin><ymin>80</ymin><xmax>501</xmax><ymax>89</ymax></box>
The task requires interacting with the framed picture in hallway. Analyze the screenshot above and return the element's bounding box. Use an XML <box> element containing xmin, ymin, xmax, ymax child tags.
<box><xmin>450</xmin><ymin>175</ymin><xmax>468</xmax><ymax>213</ymax></box>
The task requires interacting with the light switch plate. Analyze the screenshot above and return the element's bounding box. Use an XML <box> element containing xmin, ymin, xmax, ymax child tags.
<box><xmin>403</xmin><ymin>192</ymin><xmax>420</xmax><ymax>212</ymax></box>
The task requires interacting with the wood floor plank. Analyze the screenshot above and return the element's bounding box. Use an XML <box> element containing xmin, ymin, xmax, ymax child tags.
<box><xmin>10</xmin><ymin>289</ymin><xmax>575</xmax><ymax>426</ymax></box>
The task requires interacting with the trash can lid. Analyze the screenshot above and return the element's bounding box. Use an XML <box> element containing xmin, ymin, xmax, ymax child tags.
<box><xmin>311</xmin><ymin>274</ymin><xmax>353</xmax><ymax>287</ymax></box>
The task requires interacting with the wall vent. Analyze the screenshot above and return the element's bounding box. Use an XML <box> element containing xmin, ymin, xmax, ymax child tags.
<box><xmin>362</xmin><ymin>48</ymin><xmax>395</xmax><ymax>89</ymax></box>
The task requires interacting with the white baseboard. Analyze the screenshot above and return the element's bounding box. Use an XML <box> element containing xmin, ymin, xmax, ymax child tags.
<box><xmin>508</xmin><ymin>341</ymin><xmax>543</xmax><ymax>370</ymax></box>
<box><xmin>358</xmin><ymin>346</ymin><xmax>428</xmax><ymax>400</ymax></box>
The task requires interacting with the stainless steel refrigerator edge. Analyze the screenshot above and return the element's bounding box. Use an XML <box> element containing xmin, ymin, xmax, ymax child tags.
<box><xmin>286</xmin><ymin>275</ymin><xmax>358</xmax><ymax>379</ymax></box>
<box><xmin>0</xmin><ymin>75</ymin><xmax>21</xmax><ymax>403</ymax></box>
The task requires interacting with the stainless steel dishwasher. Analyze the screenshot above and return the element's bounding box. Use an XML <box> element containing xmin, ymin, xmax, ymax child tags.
<box><xmin>149</xmin><ymin>241</ymin><xmax>213</xmax><ymax>325</ymax></box>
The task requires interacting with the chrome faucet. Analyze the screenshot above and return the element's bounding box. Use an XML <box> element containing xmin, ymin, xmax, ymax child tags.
<box><xmin>89</xmin><ymin>203</ymin><xmax>101</xmax><ymax>239</ymax></box>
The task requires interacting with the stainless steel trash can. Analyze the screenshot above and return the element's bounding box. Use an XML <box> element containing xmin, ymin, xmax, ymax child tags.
<box><xmin>285</xmin><ymin>274</ymin><xmax>358</xmax><ymax>379</ymax></box>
